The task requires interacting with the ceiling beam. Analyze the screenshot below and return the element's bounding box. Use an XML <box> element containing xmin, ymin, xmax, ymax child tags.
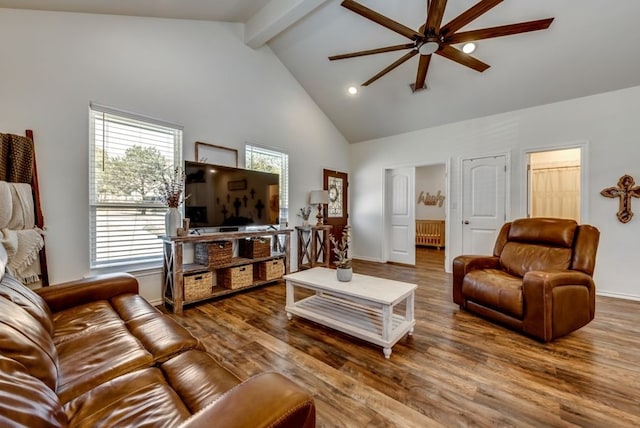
<box><xmin>245</xmin><ymin>0</ymin><xmax>328</xmax><ymax>48</ymax></box>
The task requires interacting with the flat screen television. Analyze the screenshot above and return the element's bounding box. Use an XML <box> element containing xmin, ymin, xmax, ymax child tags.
<box><xmin>184</xmin><ymin>160</ymin><xmax>280</xmax><ymax>230</ymax></box>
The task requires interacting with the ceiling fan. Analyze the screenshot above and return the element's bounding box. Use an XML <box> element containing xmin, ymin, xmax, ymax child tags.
<box><xmin>329</xmin><ymin>0</ymin><xmax>554</xmax><ymax>92</ymax></box>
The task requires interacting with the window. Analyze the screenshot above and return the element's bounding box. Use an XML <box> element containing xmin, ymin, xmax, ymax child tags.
<box><xmin>245</xmin><ymin>144</ymin><xmax>289</xmax><ymax>223</ymax></box>
<box><xmin>89</xmin><ymin>103</ymin><xmax>182</xmax><ymax>269</ymax></box>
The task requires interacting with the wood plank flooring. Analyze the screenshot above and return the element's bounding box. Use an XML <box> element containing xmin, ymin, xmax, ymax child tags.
<box><xmin>163</xmin><ymin>248</ymin><xmax>640</xmax><ymax>427</ymax></box>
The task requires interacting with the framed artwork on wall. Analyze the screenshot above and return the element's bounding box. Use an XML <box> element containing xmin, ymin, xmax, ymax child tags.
<box><xmin>195</xmin><ymin>141</ymin><xmax>238</xmax><ymax>167</ymax></box>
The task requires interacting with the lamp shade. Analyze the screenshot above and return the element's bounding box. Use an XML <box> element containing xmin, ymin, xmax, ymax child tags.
<box><xmin>309</xmin><ymin>190</ymin><xmax>329</xmax><ymax>205</ymax></box>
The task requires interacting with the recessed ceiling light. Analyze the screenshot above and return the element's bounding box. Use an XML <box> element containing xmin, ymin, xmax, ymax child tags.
<box><xmin>462</xmin><ymin>42</ymin><xmax>476</xmax><ymax>54</ymax></box>
<box><xmin>348</xmin><ymin>86</ymin><xmax>358</xmax><ymax>95</ymax></box>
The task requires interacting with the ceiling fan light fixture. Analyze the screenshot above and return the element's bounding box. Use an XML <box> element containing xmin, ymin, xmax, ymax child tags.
<box><xmin>462</xmin><ymin>42</ymin><xmax>476</xmax><ymax>54</ymax></box>
<box><xmin>347</xmin><ymin>86</ymin><xmax>358</xmax><ymax>95</ymax></box>
<box><xmin>418</xmin><ymin>40</ymin><xmax>439</xmax><ymax>56</ymax></box>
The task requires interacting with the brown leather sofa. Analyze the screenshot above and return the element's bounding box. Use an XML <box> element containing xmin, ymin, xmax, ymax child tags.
<box><xmin>0</xmin><ymin>246</ymin><xmax>315</xmax><ymax>427</ymax></box>
<box><xmin>453</xmin><ymin>217</ymin><xmax>599</xmax><ymax>342</ymax></box>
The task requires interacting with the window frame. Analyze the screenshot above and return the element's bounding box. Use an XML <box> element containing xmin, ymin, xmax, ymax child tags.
<box><xmin>245</xmin><ymin>144</ymin><xmax>289</xmax><ymax>224</ymax></box>
<box><xmin>89</xmin><ymin>103</ymin><xmax>183</xmax><ymax>270</ymax></box>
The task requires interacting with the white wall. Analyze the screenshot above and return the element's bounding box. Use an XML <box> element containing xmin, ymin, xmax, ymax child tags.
<box><xmin>415</xmin><ymin>164</ymin><xmax>446</xmax><ymax>220</ymax></box>
<box><xmin>0</xmin><ymin>9</ymin><xmax>349</xmax><ymax>303</ymax></box>
<box><xmin>350</xmin><ymin>85</ymin><xmax>640</xmax><ymax>301</ymax></box>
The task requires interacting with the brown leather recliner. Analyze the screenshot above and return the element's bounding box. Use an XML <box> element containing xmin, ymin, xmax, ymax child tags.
<box><xmin>453</xmin><ymin>217</ymin><xmax>600</xmax><ymax>342</ymax></box>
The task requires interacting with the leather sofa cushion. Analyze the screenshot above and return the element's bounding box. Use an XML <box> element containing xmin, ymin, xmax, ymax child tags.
<box><xmin>51</xmin><ymin>300</ymin><xmax>125</xmax><ymax>344</ymax></box>
<box><xmin>126</xmin><ymin>314</ymin><xmax>203</xmax><ymax>363</ymax></box>
<box><xmin>0</xmin><ymin>296</ymin><xmax>59</xmax><ymax>391</ymax></box>
<box><xmin>64</xmin><ymin>367</ymin><xmax>191</xmax><ymax>427</ymax></box>
<box><xmin>0</xmin><ymin>355</ymin><xmax>66</xmax><ymax>428</ymax></box>
<box><xmin>0</xmin><ymin>272</ymin><xmax>54</xmax><ymax>335</ymax></box>
<box><xmin>56</xmin><ymin>323</ymin><xmax>154</xmax><ymax>404</ymax></box>
<box><xmin>112</xmin><ymin>294</ymin><xmax>203</xmax><ymax>362</ymax></box>
<box><xmin>462</xmin><ymin>269</ymin><xmax>524</xmax><ymax>318</ymax></box>
<box><xmin>500</xmin><ymin>242</ymin><xmax>572</xmax><ymax>278</ymax></box>
<box><xmin>161</xmin><ymin>349</ymin><xmax>241</xmax><ymax>413</ymax></box>
<box><xmin>111</xmin><ymin>293</ymin><xmax>161</xmax><ymax>321</ymax></box>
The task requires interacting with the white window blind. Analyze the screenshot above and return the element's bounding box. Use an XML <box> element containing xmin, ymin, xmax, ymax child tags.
<box><xmin>245</xmin><ymin>144</ymin><xmax>289</xmax><ymax>222</ymax></box>
<box><xmin>89</xmin><ymin>103</ymin><xmax>183</xmax><ymax>268</ymax></box>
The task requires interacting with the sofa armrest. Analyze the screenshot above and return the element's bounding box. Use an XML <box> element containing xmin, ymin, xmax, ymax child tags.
<box><xmin>179</xmin><ymin>372</ymin><xmax>315</xmax><ymax>428</ymax></box>
<box><xmin>452</xmin><ymin>255</ymin><xmax>500</xmax><ymax>305</ymax></box>
<box><xmin>36</xmin><ymin>273</ymin><xmax>139</xmax><ymax>313</ymax></box>
<box><xmin>522</xmin><ymin>270</ymin><xmax>595</xmax><ymax>341</ymax></box>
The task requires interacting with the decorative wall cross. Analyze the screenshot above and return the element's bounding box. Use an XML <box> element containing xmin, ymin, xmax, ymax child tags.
<box><xmin>600</xmin><ymin>174</ymin><xmax>640</xmax><ymax>223</ymax></box>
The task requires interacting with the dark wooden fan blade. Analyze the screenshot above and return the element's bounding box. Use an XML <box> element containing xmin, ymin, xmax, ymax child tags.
<box><xmin>441</xmin><ymin>0</ymin><xmax>503</xmax><ymax>35</ymax></box>
<box><xmin>341</xmin><ymin>0</ymin><xmax>422</xmax><ymax>40</ymax></box>
<box><xmin>425</xmin><ymin>0</ymin><xmax>447</xmax><ymax>33</ymax></box>
<box><xmin>446</xmin><ymin>18</ymin><xmax>554</xmax><ymax>44</ymax></box>
<box><xmin>436</xmin><ymin>45</ymin><xmax>489</xmax><ymax>72</ymax></box>
<box><xmin>413</xmin><ymin>54</ymin><xmax>432</xmax><ymax>91</ymax></box>
<box><xmin>329</xmin><ymin>43</ymin><xmax>415</xmax><ymax>61</ymax></box>
<box><xmin>362</xmin><ymin>50</ymin><xmax>418</xmax><ymax>86</ymax></box>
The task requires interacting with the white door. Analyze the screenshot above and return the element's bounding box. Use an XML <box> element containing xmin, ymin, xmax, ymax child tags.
<box><xmin>462</xmin><ymin>156</ymin><xmax>507</xmax><ymax>254</ymax></box>
<box><xmin>386</xmin><ymin>167</ymin><xmax>415</xmax><ymax>265</ymax></box>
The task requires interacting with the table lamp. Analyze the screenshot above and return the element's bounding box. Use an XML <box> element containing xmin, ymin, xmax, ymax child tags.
<box><xmin>309</xmin><ymin>190</ymin><xmax>329</xmax><ymax>226</ymax></box>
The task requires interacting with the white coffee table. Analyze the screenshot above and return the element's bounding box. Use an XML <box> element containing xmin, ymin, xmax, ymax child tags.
<box><xmin>284</xmin><ymin>267</ymin><xmax>417</xmax><ymax>358</ymax></box>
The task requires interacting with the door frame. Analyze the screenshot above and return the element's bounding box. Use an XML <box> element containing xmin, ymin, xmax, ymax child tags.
<box><xmin>459</xmin><ymin>151</ymin><xmax>511</xmax><ymax>255</ymax></box>
<box><xmin>382</xmin><ymin>160</ymin><xmax>451</xmax><ymax>269</ymax></box>
<box><xmin>520</xmin><ymin>140</ymin><xmax>589</xmax><ymax>223</ymax></box>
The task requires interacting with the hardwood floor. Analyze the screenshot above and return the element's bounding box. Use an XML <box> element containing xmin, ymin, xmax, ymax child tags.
<box><xmin>163</xmin><ymin>248</ymin><xmax>640</xmax><ymax>427</ymax></box>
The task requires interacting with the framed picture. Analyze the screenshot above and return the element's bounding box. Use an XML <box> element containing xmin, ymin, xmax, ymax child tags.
<box><xmin>195</xmin><ymin>142</ymin><xmax>238</xmax><ymax>167</ymax></box>
<box><xmin>228</xmin><ymin>179</ymin><xmax>247</xmax><ymax>191</ymax></box>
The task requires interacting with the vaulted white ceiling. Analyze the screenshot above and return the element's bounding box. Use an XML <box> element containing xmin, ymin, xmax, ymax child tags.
<box><xmin>3</xmin><ymin>0</ymin><xmax>640</xmax><ymax>143</ymax></box>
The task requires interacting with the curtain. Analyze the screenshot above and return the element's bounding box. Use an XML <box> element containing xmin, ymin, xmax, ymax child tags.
<box><xmin>531</xmin><ymin>166</ymin><xmax>580</xmax><ymax>222</ymax></box>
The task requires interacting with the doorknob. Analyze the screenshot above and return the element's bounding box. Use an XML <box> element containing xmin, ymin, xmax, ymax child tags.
<box><xmin>463</xmin><ymin>220</ymin><xmax>470</xmax><ymax>224</ymax></box>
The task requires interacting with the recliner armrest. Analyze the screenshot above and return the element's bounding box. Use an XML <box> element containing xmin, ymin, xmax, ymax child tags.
<box><xmin>179</xmin><ymin>372</ymin><xmax>315</xmax><ymax>428</ymax></box>
<box><xmin>452</xmin><ymin>255</ymin><xmax>500</xmax><ymax>305</ymax></box>
<box><xmin>523</xmin><ymin>270</ymin><xmax>594</xmax><ymax>290</ymax></box>
<box><xmin>522</xmin><ymin>270</ymin><xmax>596</xmax><ymax>341</ymax></box>
<box><xmin>36</xmin><ymin>273</ymin><xmax>139</xmax><ymax>313</ymax></box>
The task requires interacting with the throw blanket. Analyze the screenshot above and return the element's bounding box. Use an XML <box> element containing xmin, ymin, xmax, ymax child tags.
<box><xmin>0</xmin><ymin>133</ymin><xmax>34</xmax><ymax>184</ymax></box>
<box><xmin>0</xmin><ymin>181</ymin><xmax>44</xmax><ymax>284</ymax></box>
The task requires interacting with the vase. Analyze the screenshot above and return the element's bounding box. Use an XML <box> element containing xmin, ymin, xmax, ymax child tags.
<box><xmin>336</xmin><ymin>267</ymin><xmax>353</xmax><ymax>282</ymax></box>
<box><xmin>165</xmin><ymin>207</ymin><xmax>181</xmax><ymax>236</ymax></box>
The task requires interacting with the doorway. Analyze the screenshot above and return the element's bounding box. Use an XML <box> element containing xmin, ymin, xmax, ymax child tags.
<box><xmin>526</xmin><ymin>147</ymin><xmax>582</xmax><ymax>222</ymax></box>
<box><xmin>461</xmin><ymin>155</ymin><xmax>508</xmax><ymax>255</ymax></box>
<box><xmin>323</xmin><ymin>169</ymin><xmax>348</xmax><ymax>265</ymax></box>
<box><xmin>384</xmin><ymin>162</ymin><xmax>449</xmax><ymax>269</ymax></box>
<box><xmin>384</xmin><ymin>166</ymin><xmax>416</xmax><ymax>266</ymax></box>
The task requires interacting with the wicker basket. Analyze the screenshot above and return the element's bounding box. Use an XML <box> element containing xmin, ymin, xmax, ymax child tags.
<box><xmin>257</xmin><ymin>258</ymin><xmax>284</xmax><ymax>281</ymax></box>
<box><xmin>218</xmin><ymin>265</ymin><xmax>253</xmax><ymax>289</ymax></box>
<box><xmin>195</xmin><ymin>241</ymin><xmax>232</xmax><ymax>267</ymax></box>
<box><xmin>238</xmin><ymin>237</ymin><xmax>271</xmax><ymax>259</ymax></box>
<box><xmin>183</xmin><ymin>271</ymin><xmax>213</xmax><ymax>301</ymax></box>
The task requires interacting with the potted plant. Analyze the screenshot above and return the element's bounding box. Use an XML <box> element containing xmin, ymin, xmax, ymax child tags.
<box><xmin>298</xmin><ymin>206</ymin><xmax>312</xmax><ymax>226</ymax></box>
<box><xmin>329</xmin><ymin>226</ymin><xmax>352</xmax><ymax>281</ymax></box>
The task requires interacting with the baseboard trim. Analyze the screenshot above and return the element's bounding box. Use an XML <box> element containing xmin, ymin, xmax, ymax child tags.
<box><xmin>596</xmin><ymin>290</ymin><xmax>640</xmax><ymax>302</ymax></box>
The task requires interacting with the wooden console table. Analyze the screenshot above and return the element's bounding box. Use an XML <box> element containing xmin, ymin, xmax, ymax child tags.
<box><xmin>161</xmin><ymin>229</ymin><xmax>291</xmax><ymax>314</ymax></box>
<box><xmin>296</xmin><ymin>225</ymin><xmax>332</xmax><ymax>270</ymax></box>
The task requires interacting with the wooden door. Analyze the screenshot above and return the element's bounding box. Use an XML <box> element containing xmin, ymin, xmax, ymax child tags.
<box><xmin>385</xmin><ymin>167</ymin><xmax>415</xmax><ymax>265</ymax></box>
<box><xmin>462</xmin><ymin>155</ymin><xmax>507</xmax><ymax>255</ymax></box>
<box><xmin>323</xmin><ymin>169</ymin><xmax>348</xmax><ymax>266</ymax></box>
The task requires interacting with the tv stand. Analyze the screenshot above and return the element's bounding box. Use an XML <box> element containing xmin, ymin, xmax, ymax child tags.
<box><xmin>161</xmin><ymin>229</ymin><xmax>291</xmax><ymax>314</ymax></box>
